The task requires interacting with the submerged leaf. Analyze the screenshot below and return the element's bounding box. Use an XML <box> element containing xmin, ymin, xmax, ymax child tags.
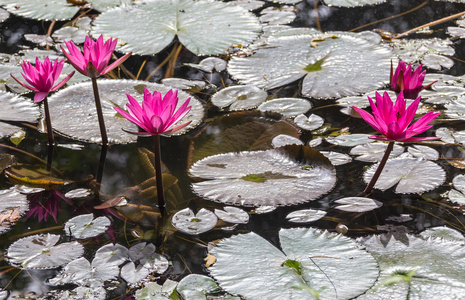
<box><xmin>209</xmin><ymin>228</ymin><xmax>378</xmax><ymax>299</ymax></box>
<box><xmin>190</xmin><ymin>145</ymin><xmax>336</xmax><ymax>206</ymax></box>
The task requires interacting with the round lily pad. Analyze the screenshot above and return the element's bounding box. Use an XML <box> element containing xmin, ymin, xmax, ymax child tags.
<box><xmin>211</xmin><ymin>85</ymin><xmax>268</xmax><ymax>111</ymax></box>
<box><xmin>7</xmin><ymin>233</ymin><xmax>84</xmax><ymax>269</ymax></box>
<box><xmin>47</xmin><ymin>79</ymin><xmax>204</xmax><ymax>144</ymax></box>
<box><xmin>0</xmin><ymin>0</ymin><xmax>79</xmax><ymax>20</ymax></box>
<box><xmin>257</xmin><ymin>98</ymin><xmax>312</xmax><ymax>117</ymax></box>
<box><xmin>64</xmin><ymin>213</ymin><xmax>111</xmax><ymax>239</ymax></box>
<box><xmin>323</xmin><ymin>0</ymin><xmax>386</xmax><ymax>6</ymax></box>
<box><xmin>214</xmin><ymin>207</ymin><xmax>249</xmax><ymax>224</ymax></box>
<box><xmin>326</xmin><ymin>133</ymin><xmax>374</xmax><ymax>147</ymax></box>
<box><xmin>363</xmin><ymin>158</ymin><xmax>446</xmax><ymax>194</ymax></box>
<box><xmin>209</xmin><ymin>228</ymin><xmax>379</xmax><ymax>299</ymax></box>
<box><xmin>350</xmin><ymin>142</ymin><xmax>404</xmax><ymax>162</ymax></box>
<box><xmin>189</xmin><ymin>145</ymin><xmax>336</xmax><ymax>207</ymax></box>
<box><xmin>271</xmin><ymin>134</ymin><xmax>303</xmax><ymax>147</ymax></box>
<box><xmin>172</xmin><ymin>208</ymin><xmax>218</xmax><ymax>235</ymax></box>
<box><xmin>185</xmin><ymin>57</ymin><xmax>227</xmax><ymax>72</ymax></box>
<box><xmin>92</xmin><ymin>0</ymin><xmax>261</xmax><ymax>55</ymax></box>
<box><xmin>294</xmin><ymin>114</ymin><xmax>324</xmax><ymax>131</ymax></box>
<box><xmin>0</xmin><ymin>187</ymin><xmax>29</xmax><ymax>234</ymax></box>
<box><xmin>320</xmin><ymin>151</ymin><xmax>352</xmax><ymax>166</ymax></box>
<box><xmin>334</xmin><ymin>197</ymin><xmax>383</xmax><ymax>212</ymax></box>
<box><xmin>285</xmin><ymin>209</ymin><xmax>326</xmax><ymax>223</ymax></box>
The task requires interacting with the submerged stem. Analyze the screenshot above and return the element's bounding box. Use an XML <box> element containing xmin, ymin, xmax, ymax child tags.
<box><xmin>42</xmin><ymin>97</ymin><xmax>54</xmax><ymax>147</ymax></box>
<box><xmin>154</xmin><ymin>135</ymin><xmax>165</xmax><ymax>216</ymax></box>
<box><xmin>91</xmin><ymin>77</ymin><xmax>108</xmax><ymax>145</ymax></box>
<box><xmin>364</xmin><ymin>141</ymin><xmax>394</xmax><ymax>194</ymax></box>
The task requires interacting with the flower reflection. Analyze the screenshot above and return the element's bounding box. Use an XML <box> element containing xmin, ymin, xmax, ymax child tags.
<box><xmin>25</xmin><ymin>189</ymin><xmax>73</xmax><ymax>223</ymax></box>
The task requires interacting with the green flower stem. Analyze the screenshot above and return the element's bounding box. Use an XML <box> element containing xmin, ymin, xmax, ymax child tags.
<box><xmin>364</xmin><ymin>141</ymin><xmax>394</xmax><ymax>194</ymax></box>
<box><xmin>91</xmin><ymin>77</ymin><xmax>108</xmax><ymax>145</ymax></box>
<box><xmin>154</xmin><ymin>135</ymin><xmax>166</xmax><ymax>216</ymax></box>
<box><xmin>42</xmin><ymin>97</ymin><xmax>54</xmax><ymax>146</ymax></box>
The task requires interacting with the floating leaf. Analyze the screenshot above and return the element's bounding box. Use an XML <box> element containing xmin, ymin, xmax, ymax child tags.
<box><xmin>420</xmin><ymin>226</ymin><xmax>465</xmax><ymax>241</ymax></box>
<box><xmin>92</xmin><ymin>0</ymin><xmax>261</xmax><ymax>55</ymax></box>
<box><xmin>230</xmin><ymin>0</ymin><xmax>265</xmax><ymax>10</ymax></box>
<box><xmin>320</xmin><ymin>151</ymin><xmax>352</xmax><ymax>166</ymax></box>
<box><xmin>358</xmin><ymin>233</ymin><xmax>465</xmax><ymax>299</ymax></box>
<box><xmin>323</xmin><ymin>0</ymin><xmax>386</xmax><ymax>7</ymax></box>
<box><xmin>7</xmin><ymin>234</ymin><xmax>84</xmax><ymax>269</ymax></box>
<box><xmin>185</xmin><ymin>57</ymin><xmax>227</xmax><ymax>72</ymax></box>
<box><xmin>420</xmin><ymin>85</ymin><xmax>465</xmax><ymax>105</ymax></box>
<box><xmin>5</xmin><ymin>164</ymin><xmax>69</xmax><ymax>189</ymax></box>
<box><xmin>52</xmin><ymin>17</ymin><xmax>92</xmax><ymax>44</ymax></box>
<box><xmin>0</xmin><ymin>0</ymin><xmax>79</xmax><ymax>20</ymax></box>
<box><xmin>135</xmin><ymin>280</ymin><xmax>178</xmax><ymax>300</ymax></box>
<box><xmin>271</xmin><ymin>134</ymin><xmax>303</xmax><ymax>147</ymax></box>
<box><xmin>90</xmin><ymin>0</ymin><xmax>133</xmax><ymax>12</ymax></box>
<box><xmin>350</xmin><ymin>142</ymin><xmax>404</xmax><ymax>162</ymax></box>
<box><xmin>285</xmin><ymin>209</ymin><xmax>326</xmax><ymax>223</ymax></box>
<box><xmin>0</xmin><ymin>187</ymin><xmax>29</xmax><ymax>234</ymax></box>
<box><xmin>334</xmin><ymin>197</ymin><xmax>382</xmax><ymax>212</ymax></box>
<box><xmin>407</xmin><ymin>145</ymin><xmax>439</xmax><ymax>160</ymax></box>
<box><xmin>294</xmin><ymin>114</ymin><xmax>324</xmax><ymax>131</ymax></box>
<box><xmin>49</xmin><ymin>256</ymin><xmax>119</xmax><ymax>288</ymax></box>
<box><xmin>0</xmin><ymin>7</ymin><xmax>10</xmax><ymax>22</ymax></box>
<box><xmin>209</xmin><ymin>228</ymin><xmax>379</xmax><ymax>299</ymax></box>
<box><xmin>177</xmin><ymin>274</ymin><xmax>221</xmax><ymax>299</ymax></box>
<box><xmin>172</xmin><ymin>208</ymin><xmax>218</xmax><ymax>235</ymax></box>
<box><xmin>64</xmin><ymin>188</ymin><xmax>92</xmax><ymax>199</ymax></box>
<box><xmin>64</xmin><ymin>213</ymin><xmax>111</xmax><ymax>239</ymax></box>
<box><xmin>228</xmin><ymin>32</ymin><xmax>394</xmax><ymax>98</ymax></box>
<box><xmin>326</xmin><ymin>133</ymin><xmax>374</xmax><ymax>147</ymax></box>
<box><xmin>448</xmin><ymin>174</ymin><xmax>465</xmax><ymax>205</ymax></box>
<box><xmin>0</xmin><ymin>91</ymin><xmax>40</xmax><ymax>123</ymax></box>
<box><xmin>47</xmin><ymin>79</ymin><xmax>204</xmax><ymax>144</ymax></box>
<box><xmin>214</xmin><ymin>207</ymin><xmax>249</xmax><ymax>224</ymax></box>
<box><xmin>258</xmin><ymin>98</ymin><xmax>311</xmax><ymax>117</ymax></box>
<box><xmin>211</xmin><ymin>85</ymin><xmax>268</xmax><ymax>111</ymax></box>
<box><xmin>190</xmin><ymin>145</ymin><xmax>336</xmax><ymax>206</ymax></box>
<box><xmin>259</xmin><ymin>5</ymin><xmax>296</xmax><ymax>25</ymax></box>
<box><xmin>94</xmin><ymin>243</ymin><xmax>128</xmax><ymax>266</ymax></box>
<box><xmin>363</xmin><ymin>158</ymin><xmax>446</xmax><ymax>193</ymax></box>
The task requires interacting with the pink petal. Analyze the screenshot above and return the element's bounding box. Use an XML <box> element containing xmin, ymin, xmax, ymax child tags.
<box><xmin>100</xmin><ymin>52</ymin><xmax>132</xmax><ymax>76</ymax></box>
<box><xmin>34</xmin><ymin>91</ymin><xmax>48</xmax><ymax>103</ymax></box>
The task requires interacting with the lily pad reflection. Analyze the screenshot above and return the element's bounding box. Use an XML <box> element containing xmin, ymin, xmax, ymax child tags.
<box><xmin>189</xmin><ymin>145</ymin><xmax>336</xmax><ymax>206</ymax></box>
<box><xmin>47</xmin><ymin>79</ymin><xmax>204</xmax><ymax>144</ymax></box>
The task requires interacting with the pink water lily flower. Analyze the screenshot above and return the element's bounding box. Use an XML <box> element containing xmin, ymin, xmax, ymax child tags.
<box><xmin>61</xmin><ymin>35</ymin><xmax>131</xmax><ymax>78</ymax></box>
<box><xmin>11</xmin><ymin>57</ymin><xmax>74</xmax><ymax>103</ymax></box>
<box><xmin>114</xmin><ymin>87</ymin><xmax>192</xmax><ymax>135</ymax></box>
<box><xmin>390</xmin><ymin>61</ymin><xmax>435</xmax><ymax>99</ymax></box>
<box><xmin>352</xmin><ymin>91</ymin><xmax>440</xmax><ymax>142</ymax></box>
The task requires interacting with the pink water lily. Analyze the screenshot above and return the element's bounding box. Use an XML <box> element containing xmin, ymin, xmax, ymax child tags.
<box><xmin>11</xmin><ymin>57</ymin><xmax>74</xmax><ymax>103</ymax></box>
<box><xmin>114</xmin><ymin>87</ymin><xmax>192</xmax><ymax>136</ymax></box>
<box><xmin>61</xmin><ymin>35</ymin><xmax>131</xmax><ymax>78</ymax></box>
<box><xmin>390</xmin><ymin>61</ymin><xmax>435</xmax><ymax>99</ymax></box>
<box><xmin>352</xmin><ymin>91</ymin><xmax>440</xmax><ymax>142</ymax></box>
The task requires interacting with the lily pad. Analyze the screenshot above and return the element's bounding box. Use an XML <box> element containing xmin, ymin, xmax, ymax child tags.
<box><xmin>211</xmin><ymin>85</ymin><xmax>268</xmax><ymax>111</ymax></box>
<box><xmin>185</xmin><ymin>57</ymin><xmax>227</xmax><ymax>72</ymax></box>
<box><xmin>214</xmin><ymin>207</ymin><xmax>249</xmax><ymax>224</ymax></box>
<box><xmin>0</xmin><ymin>187</ymin><xmax>29</xmax><ymax>234</ymax></box>
<box><xmin>271</xmin><ymin>134</ymin><xmax>303</xmax><ymax>147</ymax></box>
<box><xmin>228</xmin><ymin>32</ymin><xmax>394</xmax><ymax>98</ymax></box>
<box><xmin>0</xmin><ymin>0</ymin><xmax>79</xmax><ymax>20</ymax></box>
<box><xmin>259</xmin><ymin>6</ymin><xmax>296</xmax><ymax>25</ymax></box>
<box><xmin>189</xmin><ymin>145</ymin><xmax>336</xmax><ymax>206</ymax></box>
<box><xmin>326</xmin><ymin>133</ymin><xmax>374</xmax><ymax>147</ymax></box>
<box><xmin>358</xmin><ymin>233</ymin><xmax>465</xmax><ymax>299</ymax></box>
<box><xmin>420</xmin><ymin>226</ymin><xmax>465</xmax><ymax>241</ymax></box>
<box><xmin>407</xmin><ymin>145</ymin><xmax>439</xmax><ymax>160</ymax></box>
<box><xmin>448</xmin><ymin>174</ymin><xmax>465</xmax><ymax>205</ymax></box>
<box><xmin>47</xmin><ymin>79</ymin><xmax>204</xmax><ymax>144</ymax></box>
<box><xmin>161</xmin><ymin>78</ymin><xmax>206</xmax><ymax>91</ymax></box>
<box><xmin>172</xmin><ymin>208</ymin><xmax>218</xmax><ymax>235</ymax></box>
<box><xmin>7</xmin><ymin>233</ymin><xmax>84</xmax><ymax>269</ymax></box>
<box><xmin>350</xmin><ymin>142</ymin><xmax>404</xmax><ymax>162</ymax></box>
<box><xmin>64</xmin><ymin>213</ymin><xmax>111</xmax><ymax>239</ymax></box>
<box><xmin>285</xmin><ymin>209</ymin><xmax>326</xmax><ymax>223</ymax></box>
<box><xmin>320</xmin><ymin>151</ymin><xmax>352</xmax><ymax>166</ymax></box>
<box><xmin>177</xmin><ymin>274</ymin><xmax>221</xmax><ymax>299</ymax></box>
<box><xmin>363</xmin><ymin>158</ymin><xmax>446</xmax><ymax>194</ymax></box>
<box><xmin>92</xmin><ymin>0</ymin><xmax>261</xmax><ymax>55</ymax></box>
<box><xmin>0</xmin><ymin>7</ymin><xmax>10</xmax><ymax>22</ymax></box>
<box><xmin>0</xmin><ymin>92</ymin><xmax>39</xmax><ymax>123</ymax></box>
<box><xmin>294</xmin><ymin>114</ymin><xmax>324</xmax><ymax>131</ymax></box>
<box><xmin>209</xmin><ymin>228</ymin><xmax>379</xmax><ymax>299</ymax></box>
<box><xmin>135</xmin><ymin>280</ymin><xmax>178</xmax><ymax>300</ymax></box>
<box><xmin>334</xmin><ymin>197</ymin><xmax>383</xmax><ymax>212</ymax></box>
<box><xmin>323</xmin><ymin>0</ymin><xmax>386</xmax><ymax>7</ymax></box>
<box><xmin>257</xmin><ymin>98</ymin><xmax>312</xmax><ymax>117</ymax></box>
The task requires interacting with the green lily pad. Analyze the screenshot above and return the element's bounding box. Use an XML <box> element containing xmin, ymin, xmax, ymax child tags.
<box><xmin>259</xmin><ymin>5</ymin><xmax>296</xmax><ymax>25</ymax></box>
<box><xmin>294</xmin><ymin>114</ymin><xmax>324</xmax><ymax>131</ymax></box>
<box><xmin>92</xmin><ymin>0</ymin><xmax>261</xmax><ymax>55</ymax></box>
<box><xmin>64</xmin><ymin>213</ymin><xmax>111</xmax><ymax>239</ymax></box>
<box><xmin>185</xmin><ymin>57</ymin><xmax>227</xmax><ymax>72</ymax></box>
<box><xmin>0</xmin><ymin>0</ymin><xmax>79</xmax><ymax>20</ymax></box>
<box><xmin>363</xmin><ymin>158</ymin><xmax>446</xmax><ymax>194</ymax></box>
<box><xmin>0</xmin><ymin>187</ymin><xmax>29</xmax><ymax>234</ymax></box>
<box><xmin>271</xmin><ymin>134</ymin><xmax>303</xmax><ymax>147</ymax></box>
<box><xmin>7</xmin><ymin>233</ymin><xmax>84</xmax><ymax>269</ymax></box>
<box><xmin>258</xmin><ymin>98</ymin><xmax>312</xmax><ymax>117</ymax></box>
<box><xmin>320</xmin><ymin>151</ymin><xmax>352</xmax><ymax>166</ymax></box>
<box><xmin>228</xmin><ymin>32</ymin><xmax>394</xmax><ymax>98</ymax></box>
<box><xmin>326</xmin><ymin>133</ymin><xmax>374</xmax><ymax>147</ymax></box>
<box><xmin>211</xmin><ymin>85</ymin><xmax>268</xmax><ymax>111</ymax></box>
<box><xmin>214</xmin><ymin>207</ymin><xmax>249</xmax><ymax>224</ymax></box>
<box><xmin>420</xmin><ymin>226</ymin><xmax>465</xmax><ymax>241</ymax></box>
<box><xmin>448</xmin><ymin>174</ymin><xmax>465</xmax><ymax>205</ymax></box>
<box><xmin>189</xmin><ymin>145</ymin><xmax>336</xmax><ymax>207</ymax></box>
<box><xmin>177</xmin><ymin>274</ymin><xmax>221</xmax><ymax>299</ymax></box>
<box><xmin>334</xmin><ymin>197</ymin><xmax>383</xmax><ymax>212</ymax></box>
<box><xmin>47</xmin><ymin>79</ymin><xmax>204</xmax><ymax>144</ymax></box>
<box><xmin>350</xmin><ymin>142</ymin><xmax>404</xmax><ymax>162</ymax></box>
<box><xmin>286</xmin><ymin>209</ymin><xmax>326</xmax><ymax>223</ymax></box>
<box><xmin>172</xmin><ymin>208</ymin><xmax>218</xmax><ymax>235</ymax></box>
<box><xmin>135</xmin><ymin>280</ymin><xmax>178</xmax><ymax>300</ymax></box>
<box><xmin>358</xmin><ymin>233</ymin><xmax>465</xmax><ymax>299</ymax></box>
<box><xmin>209</xmin><ymin>228</ymin><xmax>379</xmax><ymax>299</ymax></box>
<box><xmin>407</xmin><ymin>145</ymin><xmax>439</xmax><ymax>160</ymax></box>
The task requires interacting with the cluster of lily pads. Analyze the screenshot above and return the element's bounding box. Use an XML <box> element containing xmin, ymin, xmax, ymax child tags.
<box><xmin>0</xmin><ymin>0</ymin><xmax>465</xmax><ymax>299</ymax></box>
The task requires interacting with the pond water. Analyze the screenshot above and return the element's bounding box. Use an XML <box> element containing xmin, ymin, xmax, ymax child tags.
<box><xmin>1</xmin><ymin>0</ymin><xmax>465</xmax><ymax>299</ymax></box>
